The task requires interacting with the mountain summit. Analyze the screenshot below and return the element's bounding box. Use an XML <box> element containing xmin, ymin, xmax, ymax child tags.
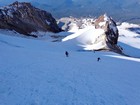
<box><xmin>0</xmin><ymin>1</ymin><xmax>61</xmax><ymax>37</ymax></box>
<box><xmin>94</xmin><ymin>14</ymin><xmax>121</xmax><ymax>53</ymax></box>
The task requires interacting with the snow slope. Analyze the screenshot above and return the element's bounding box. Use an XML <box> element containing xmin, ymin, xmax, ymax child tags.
<box><xmin>118</xmin><ymin>22</ymin><xmax>140</xmax><ymax>57</ymax></box>
<box><xmin>63</xmin><ymin>26</ymin><xmax>106</xmax><ymax>50</ymax></box>
<box><xmin>0</xmin><ymin>24</ymin><xmax>140</xmax><ymax>105</ymax></box>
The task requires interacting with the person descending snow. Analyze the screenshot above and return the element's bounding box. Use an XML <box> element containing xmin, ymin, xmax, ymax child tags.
<box><xmin>97</xmin><ymin>57</ymin><xmax>101</xmax><ymax>61</ymax></box>
<box><xmin>65</xmin><ymin>51</ymin><xmax>69</xmax><ymax>57</ymax></box>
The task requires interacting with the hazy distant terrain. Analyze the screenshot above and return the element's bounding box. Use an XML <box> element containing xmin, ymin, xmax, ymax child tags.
<box><xmin>0</xmin><ymin>0</ymin><xmax>140</xmax><ymax>23</ymax></box>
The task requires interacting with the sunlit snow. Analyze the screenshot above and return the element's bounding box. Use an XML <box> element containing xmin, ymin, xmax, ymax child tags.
<box><xmin>0</xmin><ymin>22</ymin><xmax>140</xmax><ymax>105</ymax></box>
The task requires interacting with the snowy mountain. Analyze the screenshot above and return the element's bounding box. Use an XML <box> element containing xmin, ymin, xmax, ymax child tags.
<box><xmin>0</xmin><ymin>21</ymin><xmax>140</xmax><ymax>105</ymax></box>
<box><xmin>62</xmin><ymin>14</ymin><xmax>122</xmax><ymax>53</ymax></box>
<box><xmin>0</xmin><ymin>0</ymin><xmax>140</xmax><ymax>23</ymax></box>
<box><xmin>60</xmin><ymin>17</ymin><xmax>140</xmax><ymax>57</ymax></box>
<box><xmin>0</xmin><ymin>1</ymin><xmax>140</xmax><ymax>105</ymax></box>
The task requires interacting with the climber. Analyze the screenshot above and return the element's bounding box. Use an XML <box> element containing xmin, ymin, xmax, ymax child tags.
<box><xmin>65</xmin><ymin>51</ymin><xmax>69</xmax><ymax>57</ymax></box>
<box><xmin>97</xmin><ymin>57</ymin><xmax>101</xmax><ymax>61</ymax></box>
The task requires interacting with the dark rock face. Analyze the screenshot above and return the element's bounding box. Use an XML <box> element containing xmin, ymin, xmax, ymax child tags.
<box><xmin>0</xmin><ymin>1</ymin><xmax>61</xmax><ymax>36</ymax></box>
<box><xmin>95</xmin><ymin>14</ymin><xmax>122</xmax><ymax>53</ymax></box>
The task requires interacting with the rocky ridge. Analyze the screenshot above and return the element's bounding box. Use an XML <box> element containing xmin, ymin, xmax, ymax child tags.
<box><xmin>94</xmin><ymin>14</ymin><xmax>122</xmax><ymax>53</ymax></box>
<box><xmin>0</xmin><ymin>1</ymin><xmax>61</xmax><ymax>37</ymax></box>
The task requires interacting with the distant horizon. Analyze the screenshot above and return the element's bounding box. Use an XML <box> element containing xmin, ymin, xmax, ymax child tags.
<box><xmin>0</xmin><ymin>0</ymin><xmax>140</xmax><ymax>23</ymax></box>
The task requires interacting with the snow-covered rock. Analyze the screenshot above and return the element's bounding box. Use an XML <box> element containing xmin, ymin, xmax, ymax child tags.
<box><xmin>58</xmin><ymin>17</ymin><xmax>95</xmax><ymax>31</ymax></box>
<box><xmin>94</xmin><ymin>14</ymin><xmax>121</xmax><ymax>53</ymax></box>
<box><xmin>0</xmin><ymin>1</ymin><xmax>61</xmax><ymax>37</ymax></box>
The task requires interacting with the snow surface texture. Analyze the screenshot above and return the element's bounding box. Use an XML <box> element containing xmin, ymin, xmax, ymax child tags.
<box><xmin>0</xmin><ymin>22</ymin><xmax>140</xmax><ymax>105</ymax></box>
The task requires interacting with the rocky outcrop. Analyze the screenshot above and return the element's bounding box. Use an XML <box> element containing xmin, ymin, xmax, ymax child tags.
<box><xmin>94</xmin><ymin>14</ymin><xmax>122</xmax><ymax>53</ymax></box>
<box><xmin>0</xmin><ymin>1</ymin><xmax>61</xmax><ymax>37</ymax></box>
